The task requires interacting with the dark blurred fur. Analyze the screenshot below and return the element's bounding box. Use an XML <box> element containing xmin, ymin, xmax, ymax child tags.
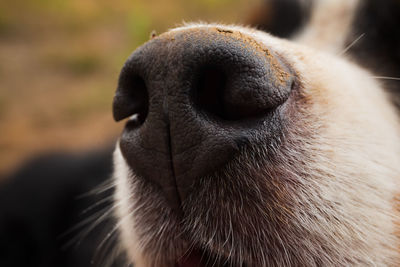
<box><xmin>0</xmin><ymin>148</ymin><xmax>127</xmax><ymax>267</ymax></box>
<box><xmin>247</xmin><ymin>0</ymin><xmax>313</xmax><ymax>37</ymax></box>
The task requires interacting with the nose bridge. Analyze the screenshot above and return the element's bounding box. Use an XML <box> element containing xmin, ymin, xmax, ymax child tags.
<box><xmin>149</xmin><ymin>32</ymin><xmax>244</xmax><ymax>201</ymax></box>
<box><xmin>152</xmin><ymin>30</ymin><xmax>259</xmax><ymax>195</ymax></box>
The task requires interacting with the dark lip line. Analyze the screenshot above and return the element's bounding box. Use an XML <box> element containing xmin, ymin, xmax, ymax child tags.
<box><xmin>175</xmin><ymin>245</ymin><xmax>242</xmax><ymax>267</ymax></box>
<box><xmin>165</xmin><ymin>118</ymin><xmax>183</xmax><ymax>217</ymax></box>
<box><xmin>162</xmin><ymin>76</ymin><xmax>183</xmax><ymax>217</ymax></box>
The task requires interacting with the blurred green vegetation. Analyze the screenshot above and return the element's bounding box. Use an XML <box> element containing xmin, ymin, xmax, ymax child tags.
<box><xmin>0</xmin><ymin>0</ymin><xmax>260</xmax><ymax>175</ymax></box>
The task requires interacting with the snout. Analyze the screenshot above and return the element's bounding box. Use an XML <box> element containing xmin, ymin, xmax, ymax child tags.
<box><xmin>113</xmin><ymin>27</ymin><xmax>295</xmax><ymax>213</ymax></box>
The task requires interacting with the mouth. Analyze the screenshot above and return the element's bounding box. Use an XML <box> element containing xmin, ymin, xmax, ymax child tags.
<box><xmin>176</xmin><ymin>247</ymin><xmax>238</xmax><ymax>267</ymax></box>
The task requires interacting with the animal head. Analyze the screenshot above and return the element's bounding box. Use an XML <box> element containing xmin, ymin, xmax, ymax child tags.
<box><xmin>111</xmin><ymin>0</ymin><xmax>400</xmax><ymax>266</ymax></box>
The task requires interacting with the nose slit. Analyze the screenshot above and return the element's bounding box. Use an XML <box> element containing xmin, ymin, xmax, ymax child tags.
<box><xmin>194</xmin><ymin>65</ymin><xmax>228</xmax><ymax>120</ymax></box>
<box><xmin>113</xmin><ymin>74</ymin><xmax>149</xmax><ymax>125</ymax></box>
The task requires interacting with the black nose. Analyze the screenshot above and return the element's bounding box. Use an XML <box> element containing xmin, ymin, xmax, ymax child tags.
<box><xmin>113</xmin><ymin>27</ymin><xmax>294</xmax><ymax>214</ymax></box>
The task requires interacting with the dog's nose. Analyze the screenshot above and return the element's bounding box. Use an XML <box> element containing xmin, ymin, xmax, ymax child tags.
<box><xmin>113</xmin><ymin>27</ymin><xmax>294</xmax><ymax>214</ymax></box>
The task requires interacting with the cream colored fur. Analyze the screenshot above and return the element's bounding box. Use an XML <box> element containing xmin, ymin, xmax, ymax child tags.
<box><xmin>294</xmin><ymin>0</ymin><xmax>360</xmax><ymax>53</ymax></box>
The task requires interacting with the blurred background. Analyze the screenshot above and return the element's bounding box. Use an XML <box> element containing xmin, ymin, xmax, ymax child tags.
<box><xmin>0</xmin><ymin>0</ymin><xmax>262</xmax><ymax>178</ymax></box>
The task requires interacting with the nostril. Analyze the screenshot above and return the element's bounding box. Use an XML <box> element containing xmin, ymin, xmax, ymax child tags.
<box><xmin>193</xmin><ymin>61</ymin><xmax>293</xmax><ymax>121</ymax></box>
<box><xmin>113</xmin><ymin>74</ymin><xmax>149</xmax><ymax>126</ymax></box>
<box><xmin>194</xmin><ymin>65</ymin><xmax>228</xmax><ymax>120</ymax></box>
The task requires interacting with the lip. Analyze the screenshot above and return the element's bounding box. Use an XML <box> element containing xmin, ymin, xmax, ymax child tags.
<box><xmin>176</xmin><ymin>247</ymin><xmax>235</xmax><ymax>267</ymax></box>
<box><xmin>176</xmin><ymin>249</ymin><xmax>203</xmax><ymax>267</ymax></box>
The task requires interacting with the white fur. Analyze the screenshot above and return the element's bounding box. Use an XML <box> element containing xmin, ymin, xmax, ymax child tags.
<box><xmin>294</xmin><ymin>0</ymin><xmax>360</xmax><ymax>53</ymax></box>
<box><xmin>113</xmin><ymin>145</ymin><xmax>148</xmax><ymax>266</ymax></box>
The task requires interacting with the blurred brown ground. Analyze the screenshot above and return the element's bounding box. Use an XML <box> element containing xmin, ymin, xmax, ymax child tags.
<box><xmin>0</xmin><ymin>0</ymin><xmax>260</xmax><ymax>177</ymax></box>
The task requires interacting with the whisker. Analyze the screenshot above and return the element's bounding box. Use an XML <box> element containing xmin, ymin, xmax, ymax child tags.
<box><xmin>371</xmin><ymin>76</ymin><xmax>400</xmax><ymax>81</ymax></box>
<box><xmin>78</xmin><ymin>178</ymin><xmax>117</xmax><ymax>198</ymax></box>
<box><xmin>93</xmin><ymin>189</ymin><xmax>139</xmax><ymax>267</ymax></box>
<box><xmin>60</xmin><ymin>204</ymin><xmax>112</xmax><ymax>240</ymax></box>
<box><xmin>99</xmin><ymin>234</ymin><xmax>120</xmax><ymax>267</ymax></box>
<box><xmin>63</xmin><ymin>206</ymin><xmax>115</xmax><ymax>249</ymax></box>
<box><xmin>98</xmin><ymin>238</ymin><xmax>123</xmax><ymax>267</ymax></box>
<box><xmin>95</xmin><ymin>206</ymin><xmax>134</xmax><ymax>257</ymax></box>
<box><xmin>96</xmin><ymin>223</ymin><xmax>119</xmax><ymax>252</ymax></box>
<box><xmin>81</xmin><ymin>199</ymin><xmax>126</xmax><ymax>239</ymax></box>
<box><xmin>338</xmin><ymin>33</ymin><xmax>365</xmax><ymax>56</ymax></box>
<box><xmin>81</xmin><ymin>194</ymin><xmax>114</xmax><ymax>215</ymax></box>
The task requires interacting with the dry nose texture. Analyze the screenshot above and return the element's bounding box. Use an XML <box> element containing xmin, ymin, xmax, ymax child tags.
<box><xmin>113</xmin><ymin>27</ymin><xmax>295</xmax><ymax>213</ymax></box>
